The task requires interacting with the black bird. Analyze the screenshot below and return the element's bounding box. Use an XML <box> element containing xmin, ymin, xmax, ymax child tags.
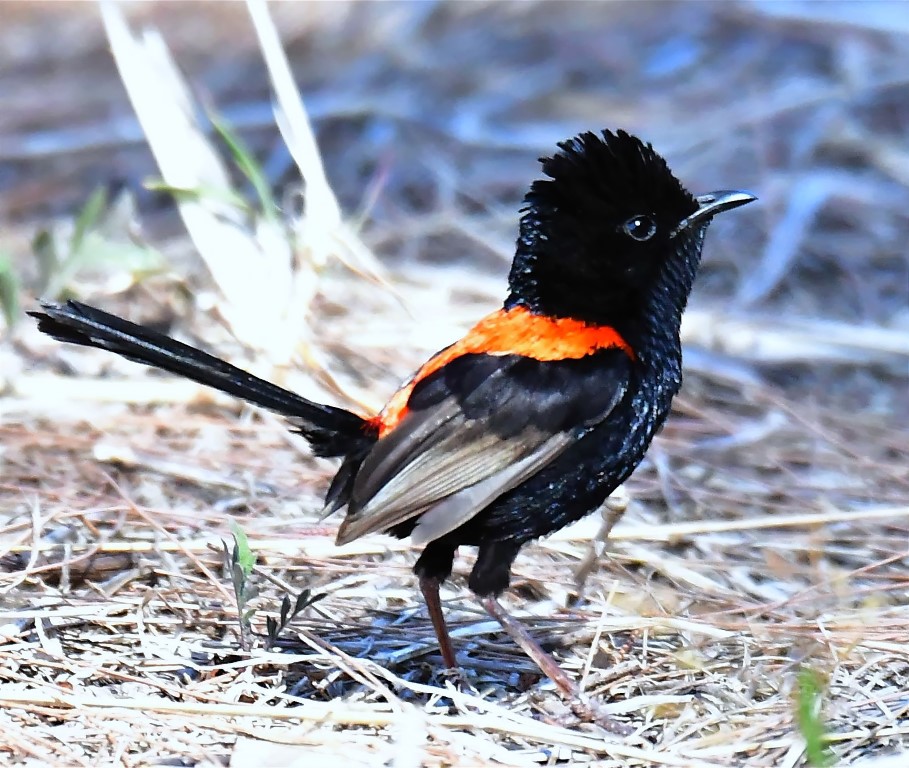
<box><xmin>31</xmin><ymin>129</ymin><xmax>754</xmax><ymax>722</ymax></box>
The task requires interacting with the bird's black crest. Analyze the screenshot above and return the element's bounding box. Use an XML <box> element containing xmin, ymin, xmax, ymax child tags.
<box><xmin>526</xmin><ymin>130</ymin><xmax>694</xmax><ymax>218</ymax></box>
<box><xmin>506</xmin><ymin>130</ymin><xmax>700</xmax><ymax>327</ymax></box>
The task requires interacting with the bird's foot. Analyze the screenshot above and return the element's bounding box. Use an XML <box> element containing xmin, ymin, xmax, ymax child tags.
<box><xmin>436</xmin><ymin>663</ymin><xmax>472</xmax><ymax>691</ymax></box>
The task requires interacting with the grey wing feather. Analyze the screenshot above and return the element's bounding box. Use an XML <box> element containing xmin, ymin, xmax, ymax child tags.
<box><xmin>336</xmin><ymin>408</ymin><xmax>540</xmax><ymax>544</ymax></box>
<box><xmin>408</xmin><ymin>430</ymin><xmax>572</xmax><ymax>544</ymax></box>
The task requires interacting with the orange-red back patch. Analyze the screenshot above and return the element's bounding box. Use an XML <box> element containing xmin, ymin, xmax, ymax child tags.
<box><xmin>369</xmin><ymin>305</ymin><xmax>633</xmax><ymax>437</ymax></box>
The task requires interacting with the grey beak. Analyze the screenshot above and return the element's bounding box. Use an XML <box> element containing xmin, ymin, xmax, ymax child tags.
<box><xmin>671</xmin><ymin>190</ymin><xmax>756</xmax><ymax>237</ymax></box>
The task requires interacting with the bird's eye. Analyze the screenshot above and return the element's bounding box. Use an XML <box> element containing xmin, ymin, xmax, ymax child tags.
<box><xmin>622</xmin><ymin>214</ymin><xmax>657</xmax><ymax>242</ymax></box>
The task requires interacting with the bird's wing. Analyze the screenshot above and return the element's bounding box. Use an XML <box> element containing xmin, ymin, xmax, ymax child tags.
<box><xmin>335</xmin><ymin>349</ymin><xmax>632</xmax><ymax>545</ymax></box>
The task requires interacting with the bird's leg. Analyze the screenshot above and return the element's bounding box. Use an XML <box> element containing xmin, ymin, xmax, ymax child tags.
<box><xmin>478</xmin><ymin>595</ymin><xmax>576</xmax><ymax>695</ymax></box>
<box><xmin>479</xmin><ymin>596</ymin><xmax>631</xmax><ymax>735</ymax></box>
<box><xmin>414</xmin><ymin>542</ymin><xmax>459</xmax><ymax>669</ymax></box>
<box><xmin>419</xmin><ymin>575</ymin><xmax>458</xmax><ymax>669</ymax></box>
<box><xmin>469</xmin><ymin>541</ymin><xmax>630</xmax><ymax>732</ymax></box>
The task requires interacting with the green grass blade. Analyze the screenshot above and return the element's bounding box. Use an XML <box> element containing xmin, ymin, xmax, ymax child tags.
<box><xmin>209</xmin><ymin>113</ymin><xmax>279</xmax><ymax>222</ymax></box>
<box><xmin>71</xmin><ymin>186</ymin><xmax>109</xmax><ymax>255</ymax></box>
<box><xmin>230</xmin><ymin>520</ymin><xmax>256</xmax><ymax>579</ymax></box>
<box><xmin>0</xmin><ymin>252</ymin><xmax>21</xmax><ymax>328</ymax></box>
<box><xmin>796</xmin><ymin>666</ymin><xmax>836</xmax><ymax>767</ymax></box>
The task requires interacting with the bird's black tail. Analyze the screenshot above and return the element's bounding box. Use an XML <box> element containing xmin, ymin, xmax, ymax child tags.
<box><xmin>29</xmin><ymin>300</ymin><xmax>369</xmax><ymax>457</ymax></box>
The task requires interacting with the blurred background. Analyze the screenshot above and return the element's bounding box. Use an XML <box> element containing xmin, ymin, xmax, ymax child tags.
<box><xmin>2</xmin><ymin>2</ymin><xmax>907</xmax><ymax>405</ymax></box>
<box><xmin>1</xmin><ymin>3</ymin><xmax>907</xmax><ymax>764</ymax></box>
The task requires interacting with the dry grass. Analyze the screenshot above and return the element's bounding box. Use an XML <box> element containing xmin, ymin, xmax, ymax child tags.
<box><xmin>1</xmin><ymin>2</ymin><xmax>908</xmax><ymax>766</ymax></box>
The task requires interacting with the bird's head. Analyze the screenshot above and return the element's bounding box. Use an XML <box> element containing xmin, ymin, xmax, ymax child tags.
<box><xmin>506</xmin><ymin>130</ymin><xmax>755</xmax><ymax>333</ymax></box>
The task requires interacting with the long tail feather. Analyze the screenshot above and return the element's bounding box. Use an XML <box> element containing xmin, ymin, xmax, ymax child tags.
<box><xmin>29</xmin><ymin>300</ymin><xmax>368</xmax><ymax>457</ymax></box>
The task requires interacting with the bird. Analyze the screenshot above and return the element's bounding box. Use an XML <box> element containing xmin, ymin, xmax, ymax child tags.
<box><xmin>30</xmin><ymin>129</ymin><xmax>754</xmax><ymax>723</ymax></box>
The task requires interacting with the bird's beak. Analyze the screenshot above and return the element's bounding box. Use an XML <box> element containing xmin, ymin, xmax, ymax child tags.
<box><xmin>671</xmin><ymin>190</ymin><xmax>756</xmax><ymax>238</ymax></box>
